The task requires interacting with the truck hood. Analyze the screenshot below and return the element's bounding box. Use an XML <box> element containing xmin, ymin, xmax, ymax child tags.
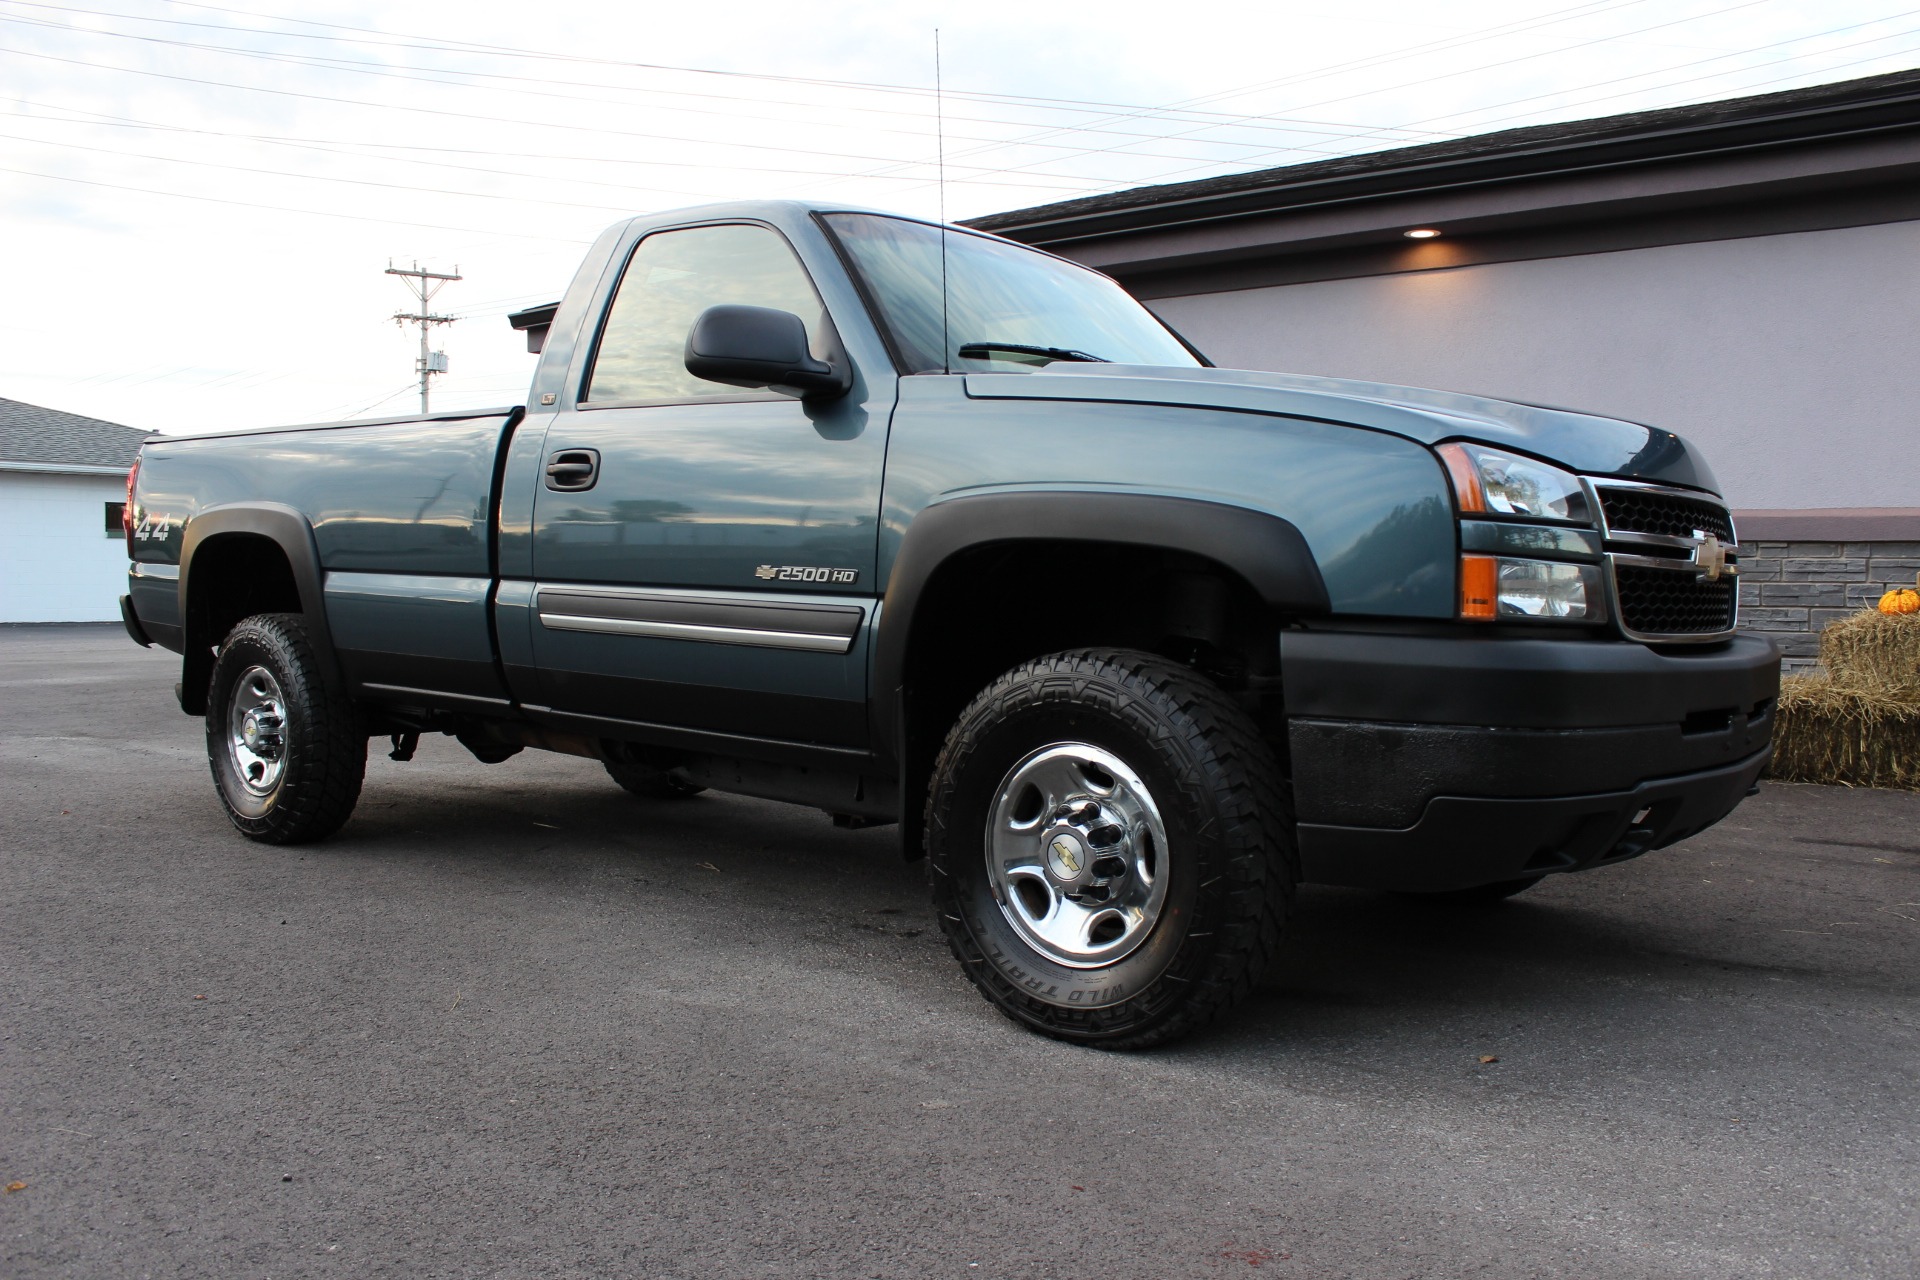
<box><xmin>966</xmin><ymin>363</ymin><xmax>1721</xmax><ymax>495</ymax></box>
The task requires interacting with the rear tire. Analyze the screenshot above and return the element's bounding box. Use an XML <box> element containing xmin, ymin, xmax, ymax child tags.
<box><xmin>926</xmin><ymin>648</ymin><xmax>1294</xmax><ymax>1050</ymax></box>
<box><xmin>603</xmin><ymin>757</ymin><xmax>706</xmax><ymax>800</ymax></box>
<box><xmin>206</xmin><ymin>613</ymin><xmax>365</xmax><ymax>844</ymax></box>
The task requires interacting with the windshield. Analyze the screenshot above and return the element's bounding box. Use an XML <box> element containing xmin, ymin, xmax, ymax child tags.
<box><xmin>823</xmin><ymin>212</ymin><xmax>1202</xmax><ymax>374</ymax></box>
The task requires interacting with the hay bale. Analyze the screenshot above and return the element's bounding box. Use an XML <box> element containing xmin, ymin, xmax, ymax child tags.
<box><xmin>1819</xmin><ymin>609</ymin><xmax>1920</xmax><ymax>696</ymax></box>
<box><xmin>1767</xmin><ymin>672</ymin><xmax>1920</xmax><ymax>790</ymax></box>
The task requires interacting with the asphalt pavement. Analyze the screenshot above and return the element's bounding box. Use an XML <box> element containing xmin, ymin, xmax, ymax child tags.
<box><xmin>3</xmin><ymin>624</ymin><xmax>1916</xmax><ymax>1279</ymax></box>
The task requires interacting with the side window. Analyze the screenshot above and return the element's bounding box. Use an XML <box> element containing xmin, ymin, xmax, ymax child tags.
<box><xmin>585</xmin><ymin>223</ymin><xmax>829</xmax><ymax>404</ymax></box>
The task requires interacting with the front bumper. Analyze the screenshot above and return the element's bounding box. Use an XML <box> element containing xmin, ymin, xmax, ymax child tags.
<box><xmin>1279</xmin><ymin>628</ymin><xmax>1779</xmax><ymax>892</ymax></box>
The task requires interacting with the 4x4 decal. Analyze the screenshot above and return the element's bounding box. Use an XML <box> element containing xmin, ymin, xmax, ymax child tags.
<box><xmin>132</xmin><ymin>512</ymin><xmax>179</xmax><ymax>543</ymax></box>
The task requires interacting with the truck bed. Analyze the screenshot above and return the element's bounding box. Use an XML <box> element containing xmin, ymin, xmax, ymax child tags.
<box><xmin>130</xmin><ymin>405</ymin><xmax>521</xmax><ymax>704</ymax></box>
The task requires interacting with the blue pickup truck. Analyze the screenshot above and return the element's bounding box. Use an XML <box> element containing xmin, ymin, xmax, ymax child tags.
<box><xmin>121</xmin><ymin>200</ymin><xmax>1778</xmax><ymax>1046</ymax></box>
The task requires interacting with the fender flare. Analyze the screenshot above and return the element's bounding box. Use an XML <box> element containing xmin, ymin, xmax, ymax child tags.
<box><xmin>871</xmin><ymin>490</ymin><xmax>1329</xmax><ymax>763</ymax></box>
<box><xmin>176</xmin><ymin>502</ymin><xmax>340</xmax><ymax>715</ymax></box>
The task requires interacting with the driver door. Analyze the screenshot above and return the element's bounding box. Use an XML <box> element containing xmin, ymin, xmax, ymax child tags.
<box><xmin>528</xmin><ymin>221</ymin><xmax>890</xmax><ymax>748</ymax></box>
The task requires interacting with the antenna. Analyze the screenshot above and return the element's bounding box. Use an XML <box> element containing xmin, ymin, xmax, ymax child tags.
<box><xmin>934</xmin><ymin>28</ymin><xmax>950</xmax><ymax>375</ymax></box>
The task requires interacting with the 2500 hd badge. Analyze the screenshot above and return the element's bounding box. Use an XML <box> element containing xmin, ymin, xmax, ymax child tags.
<box><xmin>755</xmin><ymin>564</ymin><xmax>858</xmax><ymax>584</ymax></box>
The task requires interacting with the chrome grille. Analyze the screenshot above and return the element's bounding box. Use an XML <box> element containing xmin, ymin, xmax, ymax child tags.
<box><xmin>1598</xmin><ymin>488</ymin><xmax>1734</xmax><ymax>542</ymax></box>
<box><xmin>1590</xmin><ymin>480</ymin><xmax>1739</xmax><ymax>641</ymax></box>
<box><xmin>1614</xmin><ymin>565</ymin><xmax>1736</xmax><ymax>635</ymax></box>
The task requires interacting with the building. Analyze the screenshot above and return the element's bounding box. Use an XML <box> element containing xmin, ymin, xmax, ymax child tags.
<box><xmin>0</xmin><ymin>398</ymin><xmax>146</xmax><ymax>623</ymax></box>
<box><xmin>969</xmin><ymin>69</ymin><xmax>1920</xmax><ymax>665</ymax></box>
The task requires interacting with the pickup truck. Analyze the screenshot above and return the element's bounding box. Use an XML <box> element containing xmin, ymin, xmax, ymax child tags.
<box><xmin>120</xmin><ymin>200</ymin><xmax>1779</xmax><ymax>1048</ymax></box>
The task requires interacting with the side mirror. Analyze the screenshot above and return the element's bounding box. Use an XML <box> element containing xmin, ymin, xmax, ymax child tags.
<box><xmin>684</xmin><ymin>305</ymin><xmax>851</xmax><ymax>400</ymax></box>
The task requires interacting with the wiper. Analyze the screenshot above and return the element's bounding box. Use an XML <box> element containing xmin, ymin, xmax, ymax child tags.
<box><xmin>955</xmin><ymin>341</ymin><xmax>1110</xmax><ymax>365</ymax></box>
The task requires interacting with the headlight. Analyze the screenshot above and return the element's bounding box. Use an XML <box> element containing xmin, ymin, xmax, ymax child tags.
<box><xmin>1460</xmin><ymin>555</ymin><xmax>1604</xmax><ymax>622</ymax></box>
<box><xmin>1437</xmin><ymin>442</ymin><xmax>1590</xmax><ymax>523</ymax></box>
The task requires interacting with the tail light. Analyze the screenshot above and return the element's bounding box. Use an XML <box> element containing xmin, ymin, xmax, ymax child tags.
<box><xmin>124</xmin><ymin>453</ymin><xmax>140</xmax><ymax>556</ymax></box>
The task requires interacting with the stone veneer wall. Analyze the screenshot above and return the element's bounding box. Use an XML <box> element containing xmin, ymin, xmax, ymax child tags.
<box><xmin>1736</xmin><ymin>540</ymin><xmax>1920</xmax><ymax>669</ymax></box>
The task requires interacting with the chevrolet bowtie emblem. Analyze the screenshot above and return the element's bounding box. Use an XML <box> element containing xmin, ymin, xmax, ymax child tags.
<box><xmin>1050</xmin><ymin>838</ymin><xmax>1081</xmax><ymax>876</ymax></box>
<box><xmin>1692</xmin><ymin>530</ymin><xmax>1729</xmax><ymax>582</ymax></box>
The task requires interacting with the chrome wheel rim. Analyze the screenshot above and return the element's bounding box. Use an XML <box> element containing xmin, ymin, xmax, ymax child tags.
<box><xmin>986</xmin><ymin>742</ymin><xmax>1169</xmax><ymax>968</ymax></box>
<box><xmin>226</xmin><ymin>665</ymin><xmax>288</xmax><ymax>799</ymax></box>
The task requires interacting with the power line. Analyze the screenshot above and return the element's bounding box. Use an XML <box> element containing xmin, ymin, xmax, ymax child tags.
<box><xmin>915</xmin><ymin>0</ymin><xmax>1772</xmax><ymax>198</ymax></box>
<box><xmin>0</xmin><ymin>128</ymin><xmax>666</xmax><ymax>214</ymax></box>
<box><xmin>151</xmin><ymin>0</ymin><xmax>1913</xmax><ymax>193</ymax></box>
<box><xmin>32</xmin><ymin>0</ymin><xmax>1753</xmax><ymax>201</ymax></box>
<box><xmin>0</xmin><ymin>3</ymin><xmax>1455</xmax><ymax>155</ymax></box>
<box><xmin>0</xmin><ymin>10</ymin><xmax>1230</xmax><ymax>166</ymax></box>
<box><xmin>1274</xmin><ymin>2</ymin><xmax>1912</xmax><ymax>131</ymax></box>
<box><xmin>0</xmin><ymin>163</ymin><xmax>593</xmax><ymax>242</ymax></box>
<box><xmin>0</xmin><ymin>98</ymin><xmax>1097</xmax><ymax>194</ymax></box>
<box><xmin>0</xmin><ymin>0</ymin><xmax>1460</xmax><ymax>140</ymax></box>
<box><xmin>1495</xmin><ymin>36</ymin><xmax>1920</xmax><ymax>127</ymax></box>
<box><xmin>149</xmin><ymin>0</ymin><xmax>1471</xmax><ymax>125</ymax></box>
<box><xmin>0</xmin><ymin>16</ymin><xmax>1473</xmax><ymax>190</ymax></box>
<box><xmin>1133</xmin><ymin>6</ymin><xmax>1920</xmax><ymax>187</ymax></box>
<box><xmin>0</xmin><ymin>45</ymin><xmax>1191</xmax><ymax>187</ymax></box>
<box><xmin>1403</xmin><ymin>15</ymin><xmax>1920</xmax><ymax>132</ymax></box>
<box><xmin>815</xmin><ymin>0</ymin><xmax>1665</xmax><ymax>192</ymax></box>
<box><xmin>325</xmin><ymin>380</ymin><xmax>429</xmax><ymax>422</ymax></box>
<box><xmin>1124</xmin><ymin>0</ymin><xmax>1669</xmax><ymax>115</ymax></box>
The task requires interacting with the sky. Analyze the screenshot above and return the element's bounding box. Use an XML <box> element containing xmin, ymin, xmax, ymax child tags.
<box><xmin>2</xmin><ymin>0</ymin><xmax>1916</xmax><ymax>435</ymax></box>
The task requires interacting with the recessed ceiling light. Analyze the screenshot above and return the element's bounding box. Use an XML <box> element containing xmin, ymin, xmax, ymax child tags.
<box><xmin>1404</xmin><ymin>228</ymin><xmax>1442</xmax><ymax>239</ymax></box>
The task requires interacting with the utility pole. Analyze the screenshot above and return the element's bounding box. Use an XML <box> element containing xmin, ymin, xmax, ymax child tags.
<box><xmin>386</xmin><ymin>261</ymin><xmax>462</xmax><ymax>414</ymax></box>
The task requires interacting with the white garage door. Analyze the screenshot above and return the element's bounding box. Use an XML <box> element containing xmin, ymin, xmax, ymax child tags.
<box><xmin>0</xmin><ymin>471</ymin><xmax>132</xmax><ymax>623</ymax></box>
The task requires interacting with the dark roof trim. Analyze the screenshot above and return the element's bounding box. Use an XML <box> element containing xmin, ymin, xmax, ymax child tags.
<box><xmin>1735</xmin><ymin>508</ymin><xmax>1920</xmax><ymax>541</ymax></box>
<box><xmin>968</xmin><ymin>69</ymin><xmax>1920</xmax><ymax>247</ymax></box>
<box><xmin>1116</xmin><ymin>177</ymin><xmax>1920</xmax><ymax>299</ymax></box>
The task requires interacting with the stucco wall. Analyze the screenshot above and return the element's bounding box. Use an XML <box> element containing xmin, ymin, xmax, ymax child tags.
<box><xmin>0</xmin><ymin>471</ymin><xmax>130</xmax><ymax>623</ymax></box>
<box><xmin>1149</xmin><ymin>219</ymin><xmax>1920</xmax><ymax>512</ymax></box>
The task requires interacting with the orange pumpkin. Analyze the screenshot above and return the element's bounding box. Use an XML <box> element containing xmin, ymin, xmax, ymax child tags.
<box><xmin>1879</xmin><ymin>588</ymin><xmax>1920</xmax><ymax>615</ymax></box>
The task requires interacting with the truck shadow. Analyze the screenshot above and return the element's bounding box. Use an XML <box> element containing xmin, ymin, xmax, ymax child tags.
<box><xmin>1214</xmin><ymin>880</ymin><xmax>1823</xmax><ymax>1050</ymax></box>
<box><xmin>328</xmin><ymin>762</ymin><xmax>924</xmax><ymax>900</ymax></box>
<box><xmin>316</xmin><ymin>754</ymin><xmax>1841</xmax><ymax>1052</ymax></box>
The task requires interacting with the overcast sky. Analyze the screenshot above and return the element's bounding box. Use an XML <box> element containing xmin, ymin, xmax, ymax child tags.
<box><xmin>2</xmin><ymin>0</ymin><xmax>1916</xmax><ymax>434</ymax></box>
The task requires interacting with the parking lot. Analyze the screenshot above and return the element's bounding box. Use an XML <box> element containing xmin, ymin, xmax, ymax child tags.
<box><xmin>3</xmin><ymin>623</ymin><xmax>1916</xmax><ymax>1279</ymax></box>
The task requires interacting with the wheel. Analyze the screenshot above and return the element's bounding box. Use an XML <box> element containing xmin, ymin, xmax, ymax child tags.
<box><xmin>205</xmin><ymin>613</ymin><xmax>365</xmax><ymax>843</ymax></box>
<box><xmin>1398</xmin><ymin>876</ymin><xmax>1544</xmax><ymax>905</ymax></box>
<box><xmin>926</xmin><ymin>649</ymin><xmax>1294</xmax><ymax>1049</ymax></box>
<box><xmin>603</xmin><ymin>756</ymin><xmax>706</xmax><ymax>799</ymax></box>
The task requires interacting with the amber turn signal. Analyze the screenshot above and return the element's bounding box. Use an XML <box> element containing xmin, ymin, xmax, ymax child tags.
<box><xmin>1460</xmin><ymin>553</ymin><xmax>1499</xmax><ymax>619</ymax></box>
<box><xmin>1436</xmin><ymin>442</ymin><xmax>1487</xmax><ymax>515</ymax></box>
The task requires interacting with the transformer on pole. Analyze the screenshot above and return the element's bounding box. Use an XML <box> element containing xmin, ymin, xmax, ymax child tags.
<box><xmin>386</xmin><ymin>261</ymin><xmax>462</xmax><ymax>414</ymax></box>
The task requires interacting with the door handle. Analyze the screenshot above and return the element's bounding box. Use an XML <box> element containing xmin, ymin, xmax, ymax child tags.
<box><xmin>544</xmin><ymin>448</ymin><xmax>600</xmax><ymax>492</ymax></box>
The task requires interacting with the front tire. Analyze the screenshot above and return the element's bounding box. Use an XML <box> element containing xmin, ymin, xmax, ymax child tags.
<box><xmin>927</xmin><ymin>649</ymin><xmax>1294</xmax><ymax>1049</ymax></box>
<box><xmin>206</xmin><ymin>614</ymin><xmax>365</xmax><ymax>844</ymax></box>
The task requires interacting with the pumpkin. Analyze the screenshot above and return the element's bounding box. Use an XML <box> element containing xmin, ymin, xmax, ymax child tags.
<box><xmin>1879</xmin><ymin>588</ymin><xmax>1920</xmax><ymax>615</ymax></box>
